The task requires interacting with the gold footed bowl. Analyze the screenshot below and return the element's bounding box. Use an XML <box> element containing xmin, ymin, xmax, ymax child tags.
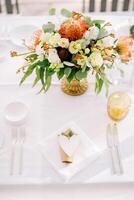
<box><xmin>61</xmin><ymin>77</ymin><xmax>88</xmax><ymax>96</ymax></box>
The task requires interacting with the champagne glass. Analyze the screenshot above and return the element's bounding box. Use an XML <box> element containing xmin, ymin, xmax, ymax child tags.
<box><xmin>107</xmin><ymin>92</ymin><xmax>131</xmax><ymax>174</ymax></box>
<box><xmin>107</xmin><ymin>92</ymin><xmax>131</xmax><ymax>122</ymax></box>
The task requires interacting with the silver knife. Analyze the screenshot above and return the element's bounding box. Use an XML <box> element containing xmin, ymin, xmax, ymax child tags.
<box><xmin>113</xmin><ymin>123</ymin><xmax>124</xmax><ymax>175</ymax></box>
<box><xmin>106</xmin><ymin>124</ymin><xmax>116</xmax><ymax>174</ymax></box>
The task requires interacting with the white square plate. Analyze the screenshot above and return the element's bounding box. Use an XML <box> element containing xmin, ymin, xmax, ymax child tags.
<box><xmin>38</xmin><ymin>122</ymin><xmax>100</xmax><ymax>182</ymax></box>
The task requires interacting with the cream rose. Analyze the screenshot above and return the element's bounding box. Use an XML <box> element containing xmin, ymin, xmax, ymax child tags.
<box><xmin>77</xmin><ymin>55</ymin><xmax>87</xmax><ymax>67</ymax></box>
<box><xmin>69</xmin><ymin>40</ymin><xmax>82</xmax><ymax>54</ymax></box>
<box><xmin>89</xmin><ymin>52</ymin><xmax>103</xmax><ymax>67</ymax></box>
<box><xmin>49</xmin><ymin>33</ymin><xmax>61</xmax><ymax>47</ymax></box>
<box><xmin>40</xmin><ymin>32</ymin><xmax>53</xmax><ymax>44</ymax></box>
<box><xmin>58</xmin><ymin>38</ymin><xmax>69</xmax><ymax>48</ymax></box>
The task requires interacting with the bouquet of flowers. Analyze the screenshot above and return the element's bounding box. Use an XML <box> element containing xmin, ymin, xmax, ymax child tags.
<box><xmin>11</xmin><ymin>9</ymin><xmax>132</xmax><ymax>95</ymax></box>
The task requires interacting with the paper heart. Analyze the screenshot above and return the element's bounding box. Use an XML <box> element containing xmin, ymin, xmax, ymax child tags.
<box><xmin>58</xmin><ymin>135</ymin><xmax>80</xmax><ymax>157</ymax></box>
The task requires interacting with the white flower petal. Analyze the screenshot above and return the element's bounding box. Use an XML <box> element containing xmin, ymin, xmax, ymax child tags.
<box><xmin>48</xmin><ymin>49</ymin><xmax>60</xmax><ymax>63</ymax></box>
<box><xmin>84</xmin><ymin>26</ymin><xmax>99</xmax><ymax>41</ymax></box>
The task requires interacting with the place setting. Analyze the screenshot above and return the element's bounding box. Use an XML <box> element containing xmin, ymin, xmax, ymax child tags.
<box><xmin>0</xmin><ymin>8</ymin><xmax>134</xmax><ymax>184</ymax></box>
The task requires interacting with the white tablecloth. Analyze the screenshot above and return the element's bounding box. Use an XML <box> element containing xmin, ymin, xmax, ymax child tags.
<box><xmin>0</xmin><ymin>14</ymin><xmax>134</xmax><ymax>200</ymax></box>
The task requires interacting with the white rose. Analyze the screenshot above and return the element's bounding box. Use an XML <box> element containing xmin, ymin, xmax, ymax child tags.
<box><xmin>58</xmin><ymin>38</ymin><xmax>69</xmax><ymax>48</ymax></box>
<box><xmin>102</xmin><ymin>36</ymin><xmax>115</xmax><ymax>47</ymax></box>
<box><xmin>84</xmin><ymin>26</ymin><xmax>99</xmax><ymax>42</ymax></box>
<box><xmin>48</xmin><ymin>49</ymin><xmax>60</xmax><ymax>63</ymax></box>
<box><xmin>89</xmin><ymin>52</ymin><xmax>103</xmax><ymax>67</ymax></box>
<box><xmin>49</xmin><ymin>33</ymin><xmax>61</xmax><ymax>47</ymax></box>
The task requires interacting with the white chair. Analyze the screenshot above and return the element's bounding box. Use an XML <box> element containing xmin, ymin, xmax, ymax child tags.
<box><xmin>14</xmin><ymin>0</ymin><xmax>83</xmax><ymax>16</ymax></box>
<box><xmin>82</xmin><ymin>0</ymin><xmax>134</xmax><ymax>12</ymax></box>
<box><xmin>0</xmin><ymin>0</ymin><xmax>19</xmax><ymax>14</ymax></box>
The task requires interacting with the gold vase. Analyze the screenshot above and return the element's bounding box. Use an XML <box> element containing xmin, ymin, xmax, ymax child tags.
<box><xmin>61</xmin><ymin>76</ymin><xmax>88</xmax><ymax>96</ymax></box>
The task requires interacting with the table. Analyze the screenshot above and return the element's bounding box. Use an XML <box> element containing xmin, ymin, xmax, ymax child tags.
<box><xmin>0</xmin><ymin>13</ymin><xmax>134</xmax><ymax>200</ymax></box>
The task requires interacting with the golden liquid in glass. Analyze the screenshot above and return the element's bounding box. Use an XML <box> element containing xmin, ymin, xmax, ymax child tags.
<box><xmin>107</xmin><ymin>92</ymin><xmax>131</xmax><ymax>122</ymax></box>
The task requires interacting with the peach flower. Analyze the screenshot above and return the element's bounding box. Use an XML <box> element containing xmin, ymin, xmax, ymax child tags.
<box><xmin>28</xmin><ymin>29</ymin><xmax>42</xmax><ymax>51</ymax></box>
<box><xmin>117</xmin><ymin>36</ymin><xmax>134</xmax><ymax>62</ymax></box>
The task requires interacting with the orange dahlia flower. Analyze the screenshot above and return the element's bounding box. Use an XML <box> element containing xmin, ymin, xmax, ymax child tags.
<box><xmin>117</xmin><ymin>36</ymin><xmax>134</xmax><ymax>62</ymax></box>
<box><xmin>59</xmin><ymin>12</ymin><xmax>89</xmax><ymax>41</ymax></box>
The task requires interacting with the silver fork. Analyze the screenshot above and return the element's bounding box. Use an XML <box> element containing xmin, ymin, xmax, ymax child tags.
<box><xmin>10</xmin><ymin>127</ymin><xmax>18</xmax><ymax>175</ymax></box>
<box><xmin>19</xmin><ymin>126</ymin><xmax>26</xmax><ymax>175</ymax></box>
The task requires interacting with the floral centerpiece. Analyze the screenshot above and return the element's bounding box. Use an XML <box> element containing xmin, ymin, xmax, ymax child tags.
<box><xmin>11</xmin><ymin>9</ymin><xmax>132</xmax><ymax>96</ymax></box>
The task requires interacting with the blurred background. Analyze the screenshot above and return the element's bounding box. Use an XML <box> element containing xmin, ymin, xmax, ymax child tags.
<box><xmin>0</xmin><ymin>0</ymin><xmax>133</xmax><ymax>15</ymax></box>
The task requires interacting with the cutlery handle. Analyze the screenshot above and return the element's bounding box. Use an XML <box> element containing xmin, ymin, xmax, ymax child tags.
<box><xmin>19</xmin><ymin>126</ymin><xmax>25</xmax><ymax>175</ymax></box>
<box><xmin>107</xmin><ymin>124</ymin><xmax>116</xmax><ymax>174</ymax></box>
<box><xmin>113</xmin><ymin>124</ymin><xmax>124</xmax><ymax>175</ymax></box>
<box><xmin>109</xmin><ymin>148</ymin><xmax>116</xmax><ymax>175</ymax></box>
<box><xmin>10</xmin><ymin>127</ymin><xmax>17</xmax><ymax>175</ymax></box>
<box><xmin>115</xmin><ymin>146</ymin><xmax>124</xmax><ymax>175</ymax></box>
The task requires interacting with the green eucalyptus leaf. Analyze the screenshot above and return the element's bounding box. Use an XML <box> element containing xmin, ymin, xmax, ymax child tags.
<box><xmin>25</xmin><ymin>53</ymin><xmax>38</xmax><ymax>61</ymax></box>
<box><xmin>93</xmin><ymin>20</ymin><xmax>105</xmax><ymax>24</ymax></box>
<box><xmin>82</xmin><ymin>65</ymin><xmax>87</xmax><ymax>72</ymax></box>
<box><xmin>42</xmin><ymin>22</ymin><xmax>55</xmax><ymax>33</ymax></box>
<box><xmin>45</xmin><ymin>76</ymin><xmax>52</xmax><ymax>92</ymax></box>
<box><xmin>38</xmin><ymin>59</ymin><xmax>50</xmax><ymax>68</ymax></box>
<box><xmin>75</xmin><ymin>70</ymin><xmax>87</xmax><ymax>81</ymax></box>
<box><xmin>20</xmin><ymin>60</ymin><xmax>39</xmax><ymax>86</ymax></box>
<box><xmin>100</xmin><ymin>73</ymin><xmax>111</xmax><ymax>96</ymax></box>
<box><xmin>37</xmin><ymin>86</ymin><xmax>44</xmax><ymax>94</ymax></box>
<box><xmin>98</xmin><ymin>28</ymin><xmax>108</xmax><ymax>39</ymax></box>
<box><xmin>95</xmin><ymin>74</ymin><xmax>104</xmax><ymax>94</ymax></box>
<box><xmin>39</xmin><ymin>67</ymin><xmax>46</xmax><ymax>90</ymax></box>
<box><xmin>85</xmin><ymin>17</ymin><xmax>92</xmax><ymax>25</ymax></box>
<box><xmin>61</xmin><ymin>8</ymin><xmax>72</xmax><ymax>18</ymax></box>
<box><xmin>32</xmin><ymin>66</ymin><xmax>40</xmax><ymax>87</ymax></box>
<box><xmin>49</xmin><ymin>8</ymin><xmax>56</xmax><ymax>15</ymax></box>
<box><xmin>98</xmin><ymin>78</ymin><xmax>103</xmax><ymax>93</ymax></box>
<box><xmin>57</xmin><ymin>68</ymin><xmax>64</xmax><ymax>80</ymax></box>
<box><xmin>67</xmin><ymin>68</ymin><xmax>76</xmax><ymax>82</ymax></box>
<box><xmin>93</xmin><ymin>19</ymin><xmax>105</xmax><ymax>29</ymax></box>
<box><xmin>64</xmin><ymin>67</ymin><xmax>72</xmax><ymax>77</ymax></box>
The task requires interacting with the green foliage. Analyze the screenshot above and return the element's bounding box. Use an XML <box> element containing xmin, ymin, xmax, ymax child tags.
<box><xmin>64</xmin><ymin>67</ymin><xmax>72</xmax><ymax>77</ymax></box>
<box><xmin>32</xmin><ymin>66</ymin><xmax>40</xmax><ymax>87</ymax></box>
<box><xmin>75</xmin><ymin>70</ymin><xmax>87</xmax><ymax>81</ymax></box>
<box><xmin>49</xmin><ymin>8</ymin><xmax>56</xmax><ymax>15</ymax></box>
<box><xmin>95</xmin><ymin>74</ymin><xmax>103</xmax><ymax>94</ymax></box>
<box><xmin>98</xmin><ymin>28</ymin><xmax>108</xmax><ymax>39</ymax></box>
<box><xmin>57</xmin><ymin>68</ymin><xmax>64</xmax><ymax>80</ymax></box>
<box><xmin>93</xmin><ymin>20</ymin><xmax>105</xmax><ymax>24</ymax></box>
<box><xmin>93</xmin><ymin>20</ymin><xmax>105</xmax><ymax>29</ymax></box>
<box><xmin>85</xmin><ymin>17</ymin><xmax>92</xmax><ymax>25</ymax></box>
<box><xmin>40</xmin><ymin>67</ymin><xmax>45</xmax><ymax>89</ymax></box>
<box><xmin>42</xmin><ymin>22</ymin><xmax>55</xmax><ymax>33</ymax></box>
<box><xmin>61</xmin><ymin>9</ymin><xmax>72</xmax><ymax>18</ymax></box>
<box><xmin>67</xmin><ymin>68</ymin><xmax>76</xmax><ymax>82</ymax></box>
<box><xmin>20</xmin><ymin>60</ymin><xmax>39</xmax><ymax>85</ymax></box>
<box><xmin>45</xmin><ymin>76</ymin><xmax>52</xmax><ymax>92</ymax></box>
